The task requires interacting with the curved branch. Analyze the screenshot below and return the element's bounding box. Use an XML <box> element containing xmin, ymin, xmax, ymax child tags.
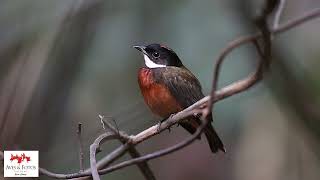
<box><xmin>273</xmin><ymin>0</ymin><xmax>286</xmax><ymax>29</ymax></box>
<box><xmin>90</xmin><ymin>133</ymin><xmax>117</xmax><ymax>180</ymax></box>
<box><xmin>207</xmin><ymin>7</ymin><xmax>320</xmax><ymax>109</ymax></box>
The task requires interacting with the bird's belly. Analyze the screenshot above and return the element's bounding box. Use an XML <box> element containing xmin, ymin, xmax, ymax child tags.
<box><xmin>138</xmin><ymin>68</ymin><xmax>182</xmax><ymax>117</ymax></box>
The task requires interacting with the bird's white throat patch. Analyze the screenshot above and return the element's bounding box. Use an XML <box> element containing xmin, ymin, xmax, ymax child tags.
<box><xmin>144</xmin><ymin>54</ymin><xmax>166</xmax><ymax>68</ymax></box>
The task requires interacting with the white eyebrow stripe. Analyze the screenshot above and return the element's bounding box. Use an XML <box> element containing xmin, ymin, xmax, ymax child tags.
<box><xmin>143</xmin><ymin>54</ymin><xmax>166</xmax><ymax>68</ymax></box>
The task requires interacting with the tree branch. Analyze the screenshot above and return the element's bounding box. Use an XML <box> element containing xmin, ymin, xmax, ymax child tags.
<box><xmin>90</xmin><ymin>132</ymin><xmax>118</xmax><ymax>180</ymax></box>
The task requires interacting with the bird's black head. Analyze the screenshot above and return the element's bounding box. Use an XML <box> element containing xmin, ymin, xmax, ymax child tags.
<box><xmin>133</xmin><ymin>43</ymin><xmax>183</xmax><ymax>68</ymax></box>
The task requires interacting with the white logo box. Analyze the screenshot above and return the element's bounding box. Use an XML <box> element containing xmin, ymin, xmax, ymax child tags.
<box><xmin>3</xmin><ymin>151</ymin><xmax>39</xmax><ymax>177</ymax></box>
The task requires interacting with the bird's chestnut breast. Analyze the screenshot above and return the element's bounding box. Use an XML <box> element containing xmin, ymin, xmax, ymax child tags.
<box><xmin>138</xmin><ymin>68</ymin><xmax>181</xmax><ymax>117</ymax></box>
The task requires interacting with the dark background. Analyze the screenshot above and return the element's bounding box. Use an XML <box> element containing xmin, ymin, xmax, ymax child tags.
<box><xmin>0</xmin><ymin>0</ymin><xmax>320</xmax><ymax>179</ymax></box>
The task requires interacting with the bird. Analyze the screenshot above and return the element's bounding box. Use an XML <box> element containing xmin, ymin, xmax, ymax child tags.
<box><xmin>134</xmin><ymin>43</ymin><xmax>225</xmax><ymax>153</ymax></box>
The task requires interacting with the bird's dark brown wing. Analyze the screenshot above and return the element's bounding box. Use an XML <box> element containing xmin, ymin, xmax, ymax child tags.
<box><xmin>153</xmin><ymin>66</ymin><xmax>225</xmax><ymax>153</ymax></box>
<box><xmin>154</xmin><ymin>66</ymin><xmax>204</xmax><ymax>108</ymax></box>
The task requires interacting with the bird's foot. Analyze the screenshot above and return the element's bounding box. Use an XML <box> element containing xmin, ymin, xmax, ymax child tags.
<box><xmin>157</xmin><ymin>118</ymin><xmax>166</xmax><ymax>133</ymax></box>
<box><xmin>157</xmin><ymin>114</ymin><xmax>175</xmax><ymax>133</ymax></box>
<box><xmin>166</xmin><ymin>113</ymin><xmax>177</xmax><ymax>132</ymax></box>
<box><xmin>169</xmin><ymin>113</ymin><xmax>176</xmax><ymax>119</ymax></box>
<box><xmin>157</xmin><ymin>121</ymin><xmax>172</xmax><ymax>133</ymax></box>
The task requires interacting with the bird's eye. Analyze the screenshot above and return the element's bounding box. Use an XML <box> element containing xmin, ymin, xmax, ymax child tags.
<box><xmin>152</xmin><ymin>52</ymin><xmax>160</xmax><ymax>58</ymax></box>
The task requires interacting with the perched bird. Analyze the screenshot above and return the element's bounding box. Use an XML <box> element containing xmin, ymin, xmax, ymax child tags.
<box><xmin>134</xmin><ymin>43</ymin><xmax>225</xmax><ymax>153</ymax></box>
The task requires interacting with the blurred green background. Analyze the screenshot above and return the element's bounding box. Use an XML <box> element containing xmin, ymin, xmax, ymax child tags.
<box><xmin>0</xmin><ymin>0</ymin><xmax>320</xmax><ymax>179</ymax></box>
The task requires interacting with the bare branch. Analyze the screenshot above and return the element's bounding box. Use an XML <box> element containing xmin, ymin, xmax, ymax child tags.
<box><xmin>273</xmin><ymin>0</ymin><xmax>286</xmax><ymax>29</ymax></box>
<box><xmin>99</xmin><ymin>115</ymin><xmax>130</xmax><ymax>141</ymax></box>
<box><xmin>275</xmin><ymin>8</ymin><xmax>320</xmax><ymax>34</ymax></box>
<box><xmin>90</xmin><ymin>132</ymin><xmax>117</xmax><ymax>180</ymax></box>
<box><xmin>95</xmin><ymin>143</ymin><xmax>130</xmax><ymax>169</ymax></box>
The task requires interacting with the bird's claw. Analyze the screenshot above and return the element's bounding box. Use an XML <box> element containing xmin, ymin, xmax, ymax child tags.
<box><xmin>157</xmin><ymin>122</ymin><xmax>172</xmax><ymax>133</ymax></box>
<box><xmin>157</xmin><ymin>113</ymin><xmax>176</xmax><ymax>133</ymax></box>
<box><xmin>169</xmin><ymin>113</ymin><xmax>175</xmax><ymax>119</ymax></box>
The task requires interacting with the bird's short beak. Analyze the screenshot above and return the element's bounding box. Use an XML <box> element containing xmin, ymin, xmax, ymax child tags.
<box><xmin>133</xmin><ymin>45</ymin><xmax>146</xmax><ymax>53</ymax></box>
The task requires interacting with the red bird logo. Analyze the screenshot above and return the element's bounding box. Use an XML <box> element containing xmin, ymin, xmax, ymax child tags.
<box><xmin>10</xmin><ymin>153</ymin><xmax>31</xmax><ymax>164</ymax></box>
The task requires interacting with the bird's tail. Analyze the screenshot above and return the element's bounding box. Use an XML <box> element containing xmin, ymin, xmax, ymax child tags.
<box><xmin>204</xmin><ymin>122</ymin><xmax>226</xmax><ymax>153</ymax></box>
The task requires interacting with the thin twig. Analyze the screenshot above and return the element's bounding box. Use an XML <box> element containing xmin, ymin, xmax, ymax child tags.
<box><xmin>273</xmin><ymin>0</ymin><xmax>286</xmax><ymax>29</ymax></box>
<box><xmin>77</xmin><ymin>123</ymin><xmax>84</xmax><ymax>172</ymax></box>
<box><xmin>99</xmin><ymin>115</ymin><xmax>106</xmax><ymax>130</ymax></box>
<box><xmin>99</xmin><ymin>115</ymin><xmax>130</xmax><ymax>141</ymax></box>
<box><xmin>275</xmin><ymin>8</ymin><xmax>320</xmax><ymax>34</ymax></box>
